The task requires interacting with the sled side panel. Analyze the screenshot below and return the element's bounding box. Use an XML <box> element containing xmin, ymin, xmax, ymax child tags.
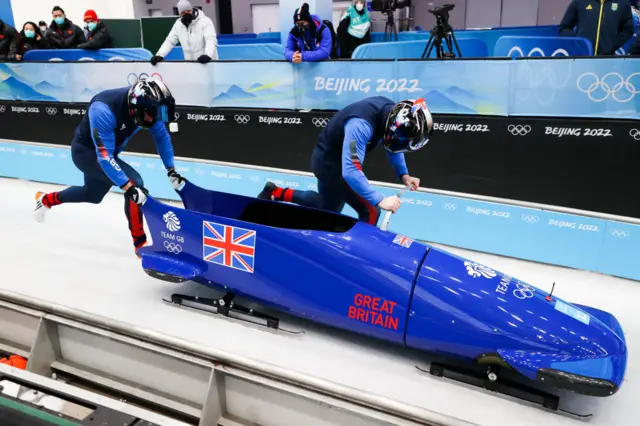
<box><xmin>142</xmin><ymin>195</ymin><xmax>427</xmax><ymax>345</ymax></box>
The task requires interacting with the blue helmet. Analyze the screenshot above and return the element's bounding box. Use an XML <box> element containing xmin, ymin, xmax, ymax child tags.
<box><xmin>384</xmin><ymin>98</ymin><xmax>434</xmax><ymax>153</ymax></box>
<box><xmin>128</xmin><ymin>76</ymin><xmax>175</xmax><ymax>128</ymax></box>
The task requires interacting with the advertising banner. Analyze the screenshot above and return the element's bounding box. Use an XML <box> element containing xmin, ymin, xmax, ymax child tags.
<box><xmin>2</xmin><ymin>58</ymin><xmax>640</xmax><ymax>119</ymax></box>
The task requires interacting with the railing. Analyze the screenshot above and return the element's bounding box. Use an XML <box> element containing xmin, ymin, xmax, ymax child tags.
<box><xmin>0</xmin><ymin>288</ymin><xmax>476</xmax><ymax>426</ymax></box>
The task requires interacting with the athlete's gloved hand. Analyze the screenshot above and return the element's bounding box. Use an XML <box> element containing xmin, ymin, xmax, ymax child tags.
<box><xmin>378</xmin><ymin>195</ymin><xmax>401</xmax><ymax>213</ymax></box>
<box><xmin>168</xmin><ymin>168</ymin><xmax>186</xmax><ymax>191</ymax></box>
<box><xmin>125</xmin><ymin>185</ymin><xmax>148</xmax><ymax>205</ymax></box>
<box><xmin>150</xmin><ymin>55</ymin><xmax>164</xmax><ymax>66</ymax></box>
<box><xmin>197</xmin><ymin>54</ymin><xmax>211</xmax><ymax>64</ymax></box>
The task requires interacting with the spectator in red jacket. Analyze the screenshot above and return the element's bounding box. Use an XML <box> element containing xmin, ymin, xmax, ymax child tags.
<box><xmin>78</xmin><ymin>10</ymin><xmax>113</xmax><ymax>50</ymax></box>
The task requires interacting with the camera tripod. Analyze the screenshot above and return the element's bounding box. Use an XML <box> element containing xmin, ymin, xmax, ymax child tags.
<box><xmin>384</xmin><ymin>10</ymin><xmax>398</xmax><ymax>42</ymax></box>
<box><xmin>421</xmin><ymin>14</ymin><xmax>461</xmax><ymax>58</ymax></box>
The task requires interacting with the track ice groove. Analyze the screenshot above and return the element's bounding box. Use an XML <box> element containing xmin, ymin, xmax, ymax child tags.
<box><xmin>1</xmin><ymin>177</ymin><xmax>637</xmax><ymax>426</ymax></box>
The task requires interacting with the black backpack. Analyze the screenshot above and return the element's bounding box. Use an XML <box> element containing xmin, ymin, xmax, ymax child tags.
<box><xmin>317</xmin><ymin>20</ymin><xmax>339</xmax><ymax>59</ymax></box>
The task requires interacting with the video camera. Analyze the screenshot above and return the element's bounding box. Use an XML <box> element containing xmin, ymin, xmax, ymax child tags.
<box><xmin>428</xmin><ymin>3</ymin><xmax>455</xmax><ymax>18</ymax></box>
<box><xmin>370</xmin><ymin>0</ymin><xmax>411</xmax><ymax>13</ymax></box>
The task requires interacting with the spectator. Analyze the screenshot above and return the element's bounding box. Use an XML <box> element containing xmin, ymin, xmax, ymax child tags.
<box><xmin>39</xmin><ymin>21</ymin><xmax>48</xmax><ymax>34</ymax></box>
<box><xmin>151</xmin><ymin>0</ymin><xmax>218</xmax><ymax>65</ymax></box>
<box><xmin>77</xmin><ymin>10</ymin><xmax>113</xmax><ymax>50</ymax></box>
<box><xmin>10</xmin><ymin>22</ymin><xmax>50</xmax><ymax>61</ymax></box>
<box><xmin>337</xmin><ymin>0</ymin><xmax>371</xmax><ymax>58</ymax></box>
<box><xmin>559</xmin><ymin>0</ymin><xmax>634</xmax><ymax>55</ymax></box>
<box><xmin>0</xmin><ymin>19</ymin><xmax>19</xmax><ymax>61</ymax></box>
<box><xmin>45</xmin><ymin>6</ymin><xmax>86</xmax><ymax>49</ymax></box>
<box><xmin>285</xmin><ymin>3</ymin><xmax>334</xmax><ymax>63</ymax></box>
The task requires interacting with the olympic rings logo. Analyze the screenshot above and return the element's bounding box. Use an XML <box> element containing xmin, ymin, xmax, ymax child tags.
<box><xmin>507</xmin><ymin>125</ymin><xmax>531</xmax><ymax>136</ymax></box>
<box><xmin>45</xmin><ymin>107</ymin><xmax>58</xmax><ymax>115</ymax></box>
<box><xmin>610</xmin><ymin>229</ymin><xmax>630</xmax><ymax>238</ymax></box>
<box><xmin>127</xmin><ymin>72</ymin><xmax>163</xmax><ymax>86</ymax></box>
<box><xmin>443</xmin><ymin>203</ymin><xmax>457</xmax><ymax>211</ymax></box>
<box><xmin>576</xmin><ymin>72</ymin><xmax>640</xmax><ymax>103</ymax></box>
<box><xmin>513</xmin><ymin>283</ymin><xmax>535</xmax><ymax>300</ymax></box>
<box><xmin>235</xmin><ymin>115</ymin><xmax>250</xmax><ymax>124</ymax></box>
<box><xmin>630</xmin><ymin>129</ymin><xmax>640</xmax><ymax>140</ymax></box>
<box><xmin>163</xmin><ymin>241</ymin><xmax>183</xmax><ymax>254</ymax></box>
<box><xmin>507</xmin><ymin>47</ymin><xmax>569</xmax><ymax>58</ymax></box>
<box><xmin>312</xmin><ymin>117</ymin><xmax>329</xmax><ymax>127</ymax></box>
<box><xmin>521</xmin><ymin>214</ymin><xmax>539</xmax><ymax>224</ymax></box>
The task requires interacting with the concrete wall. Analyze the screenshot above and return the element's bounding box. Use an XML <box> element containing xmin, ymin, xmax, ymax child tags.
<box><xmin>132</xmin><ymin>0</ymin><xmax>219</xmax><ymax>30</ymax></box>
<box><xmin>230</xmin><ymin>0</ymin><xmax>574</xmax><ymax>35</ymax></box>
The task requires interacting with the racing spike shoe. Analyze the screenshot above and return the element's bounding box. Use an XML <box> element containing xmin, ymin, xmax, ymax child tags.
<box><xmin>258</xmin><ymin>181</ymin><xmax>278</xmax><ymax>201</ymax></box>
<box><xmin>34</xmin><ymin>192</ymin><xmax>50</xmax><ymax>223</ymax></box>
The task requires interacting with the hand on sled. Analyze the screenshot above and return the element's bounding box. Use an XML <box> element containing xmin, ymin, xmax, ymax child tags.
<box><xmin>123</xmin><ymin>184</ymin><xmax>149</xmax><ymax>206</ymax></box>
<box><xmin>168</xmin><ymin>168</ymin><xmax>187</xmax><ymax>191</ymax></box>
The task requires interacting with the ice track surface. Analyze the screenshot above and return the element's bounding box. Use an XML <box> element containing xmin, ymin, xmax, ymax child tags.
<box><xmin>1</xmin><ymin>177</ymin><xmax>638</xmax><ymax>426</ymax></box>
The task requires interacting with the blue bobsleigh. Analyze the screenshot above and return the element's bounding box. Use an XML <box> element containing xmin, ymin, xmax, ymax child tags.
<box><xmin>138</xmin><ymin>179</ymin><xmax>627</xmax><ymax>409</ymax></box>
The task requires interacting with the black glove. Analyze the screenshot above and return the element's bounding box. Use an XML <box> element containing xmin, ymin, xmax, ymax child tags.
<box><xmin>168</xmin><ymin>169</ymin><xmax>186</xmax><ymax>191</ymax></box>
<box><xmin>150</xmin><ymin>55</ymin><xmax>164</xmax><ymax>66</ymax></box>
<box><xmin>124</xmin><ymin>185</ymin><xmax>148</xmax><ymax>205</ymax></box>
<box><xmin>197</xmin><ymin>54</ymin><xmax>211</xmax><ymax>64</ymax></box>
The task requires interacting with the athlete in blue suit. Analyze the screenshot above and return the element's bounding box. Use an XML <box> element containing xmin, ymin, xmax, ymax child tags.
<box><xmin>33</xmin><ymin>77</ymin><xmax>186</xmax><ymax>256</ymax></box>
<box><xmin>258</xmin><ymin>96</ymin><xmax>434</xmax><ymax>225</ymax></box>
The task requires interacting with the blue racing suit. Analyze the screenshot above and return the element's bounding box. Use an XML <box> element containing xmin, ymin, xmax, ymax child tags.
<box><xmin>292</xmin><ymin>96</ymin><xmax>408</xmax><ymax>224</ymax></box>
<box><xmin>54</xmin><ymin>86</ymin><xmax>176</xmax><ymax>248</ymax></box>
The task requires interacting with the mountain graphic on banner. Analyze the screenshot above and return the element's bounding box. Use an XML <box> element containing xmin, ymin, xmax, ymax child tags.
<box><xmin>246</xmin><ymin>82</ymin><xmax>283</xmax><ymax>99</ymax></box>
<box><xmin>213</xmin><ymin>85</ymin><xmax>257</xmax><ymax>101</ymax></box>
<box><xmin>0</xmin><ymin>76</ymin><xmax>56</xmax><ymax>102</ymax></box>
<box><xmin>424</xmin><ymin>90</ymin><xmax>476</xmax><ymax>114</ymax></box>
<box><xmin>443</xmin><ymin>86</ymin><xmax>482</xmax><ymax>109</ymax></box>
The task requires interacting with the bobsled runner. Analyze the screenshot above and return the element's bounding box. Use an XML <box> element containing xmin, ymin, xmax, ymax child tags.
<box><xmin>137</xmin><ymin>179</ymin><xmax>627</xmax><ymax>412</ymax></box>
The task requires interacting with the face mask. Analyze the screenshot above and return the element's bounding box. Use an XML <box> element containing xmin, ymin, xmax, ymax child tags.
<box><xmin>54</xmin><ymin>17</ymin><xmax>64</xmax><ymax>25</ymax></box>
<box><xmin>181</xmin><ymin>13</ymin><xmax>194</xmax><ymax>25</ymax></box>
<box><xmin>356</xmin><ymin>3</ymin><xmax>364</xmax><ymax>11</ymax></box>
<box><xmin>87</xmin><ymin>22</ymin><xmax>97</xmax><ymax>31</ymax></box>
<box><xmin>24</xmin><ymin>29</ymin><xmax>35</xmax><ymax>38</ymax></box>
<box><xmin>40</xmin><ymin>26</ymin><xmax>46</xmax><ymax>32</ymax></box>
<box><xmin>297</xmin><ymin>23</ymin><xmax>308</xmax><ymax>33</ymax></box>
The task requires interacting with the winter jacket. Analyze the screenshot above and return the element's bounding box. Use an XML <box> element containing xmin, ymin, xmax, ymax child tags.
<box><xmin>78</xmin><ymin>22</ymin><xmax>113</xmax><ymax>50</ymax></box>
<box><xmin>156</xmin><ymin>11</ymin><xmax>218</xmax><ymax>60</ymax></box>
<box><xmin>45</xmin><ymin>18</ymin><xmax>86</xmax><ymax>49</ymax></box>
<box><xmin>559</xmin><ymin>0</ymin><xmax>634</xmax><ymax>55</ymax></box>
<box><xmin>0</xmin><ymin>20</ymin><xmax>19</xmax><ymax>61</ymax></box>
<box><xmin>12</xmin><ymin>30</ymin><xmax>50</xmax><ymax>59</ymax></box>
<box><xmin>284</xmin><ymin>14</ymin><xmax>332</xmax><ymax>62</ymax></box>
<box><xmin>620</xmin><ymin>6</ymin><xmax>640</xmax><ymax>53</ymax></box>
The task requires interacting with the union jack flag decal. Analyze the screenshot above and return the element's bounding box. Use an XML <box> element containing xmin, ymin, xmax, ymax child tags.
<box><xmin>203</xmin><ymin>221</ymin><xmax>257</xmax><ymax>273</ymax></box>
<box><xmin>393</xmin><ymin>234</ymin><xmax>414</xmax><ymax>248</ymax></box>
<box><xmin>411</xmin><ymin>98</ymin><xmax>428</xmax><ymax>116</ymax></box>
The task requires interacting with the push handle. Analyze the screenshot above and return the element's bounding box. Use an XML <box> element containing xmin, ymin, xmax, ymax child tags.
<box><xmin>379</xmin><ymin>184</ymin><xmax>412</xmax><ymax>231</ymax></box>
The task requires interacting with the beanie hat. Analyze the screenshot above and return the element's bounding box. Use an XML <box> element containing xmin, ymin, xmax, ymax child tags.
<box><xmin>293</xmin><ymin>3</ymin><xmax>312</xmax><ymax>24</ymax></box>
<box><xmin>84</xmin><ymin>10</ymin><xmax>98</xmax><ymax>22</ymax></box>
<box><xmin>177</xmin><ymin>0</ymin><xmax>193</xmax><ymax>14</ymax></box>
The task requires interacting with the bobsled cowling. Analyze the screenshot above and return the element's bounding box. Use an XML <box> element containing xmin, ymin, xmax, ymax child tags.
<box><xmin>409</xmin><ymin>248</ymin><xmax>627</xmax><ymax>396</ymax></box>
<box><xmin>139</xmin><ymin>180</ymin><xmax>627</xmax><ymax>397</ymax></box>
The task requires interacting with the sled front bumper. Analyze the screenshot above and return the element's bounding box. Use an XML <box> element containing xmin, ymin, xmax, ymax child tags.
<box><xmin>536</xmin><ymin>368</ymin><xmax>618</xmax><ymax>397</ymax></box>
